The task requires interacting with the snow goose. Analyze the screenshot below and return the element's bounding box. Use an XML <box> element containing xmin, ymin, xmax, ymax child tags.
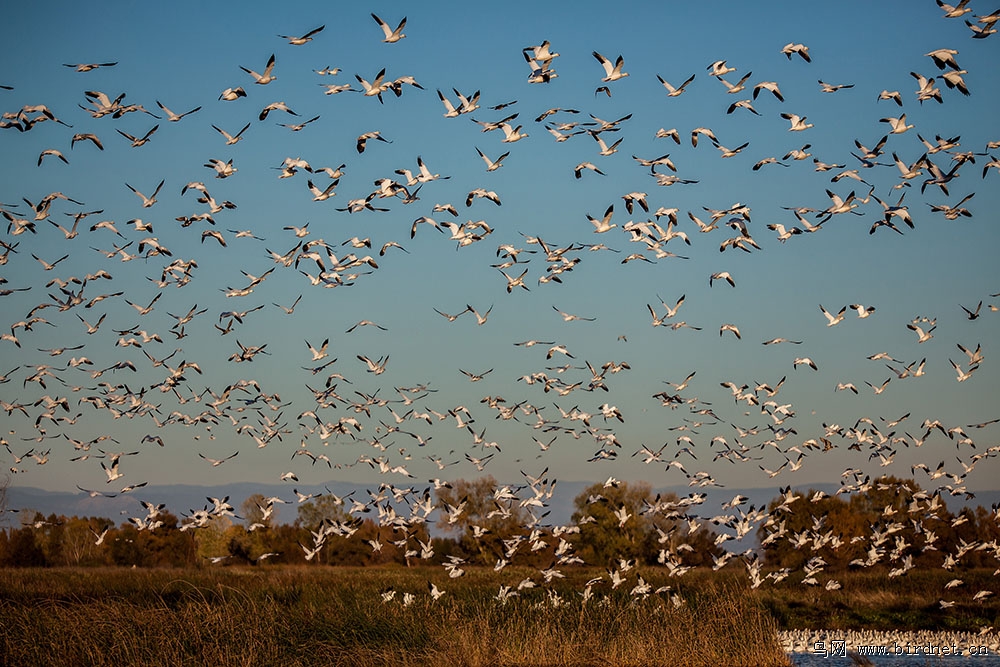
<box><xmin>241</xmin><ymin>54</ymin><xmax>276</xmax><ymax>85</ymax></box>
<box><xmin>781</xmin><ymin>43</ymin><xmax>810</xmax><ymax>62</ymax></box>
<box><xmin>476</xmin><ymin>147</ymin><xmax>508</xmax><ymax>172</ymax></box>
<box><xmin>125</xmin><ymin>179</ymin><xmax>164</xmax><ymax>208</ymax></box>
<box><xmin>372</xmin><ymin>14</ymin><xmax>406</xmax><ymax>42</ymax></box>
<box><xmin>657</xmin><ymin>73</ymin><xmax>695</xmax><ymax>96</ymax></box>
<box><xmin>593</xmin><ymin>51</ymin><xmax>629</xmax><ymax>82</ymax></box>
<box><xmin>780</xmin><ymin>113</ymin><xmax>813</xmax><ymax>131</ymax></box>
<box><xmin>586</xmin><ymin>205</ymin><xmax>616</xmax><ymax>233</ymax></box>
<box><xmin>278</xmin><ymin>25</ymin><xmax>324</xmax><ymax>45</ymax></box>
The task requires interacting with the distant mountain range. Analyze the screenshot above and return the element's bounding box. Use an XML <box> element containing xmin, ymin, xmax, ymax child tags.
<box><xmin>6</xmin><ymin>481</ymin><xmax>997</xmax><ymax>536</ymax></box>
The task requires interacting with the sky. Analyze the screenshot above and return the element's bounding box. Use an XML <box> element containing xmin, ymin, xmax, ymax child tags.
<box><xmin>1</xmin><ymin>1</ymin><xmax>998</xmax><ymax>511</ymax></box>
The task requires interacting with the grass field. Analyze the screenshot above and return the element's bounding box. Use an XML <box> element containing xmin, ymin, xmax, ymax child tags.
<box><xmin>0</xmin><ymin>566</ymin><xmax>790</xmax><ymax>667</ymax></box>
<box><xmin>3</xmin><ymin>566</ymin><xmax>999</xmax><ymax>666</ymax></box>
<box><xmin>758</xmin><ymin>568</ymin><xmax>1000</xmax><ymax>633</ymax></box>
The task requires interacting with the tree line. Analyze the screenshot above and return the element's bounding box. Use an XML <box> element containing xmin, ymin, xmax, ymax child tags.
<box><xmin>1</xmin><ymin>475</ymin><xmax>996</xmax><ymax>572</ymax></box>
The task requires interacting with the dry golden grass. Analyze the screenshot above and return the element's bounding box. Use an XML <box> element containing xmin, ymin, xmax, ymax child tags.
<box><xmin>0</xmin><ymin>566</ymin><xmax>790</xmax><ymax>667</ymax></box>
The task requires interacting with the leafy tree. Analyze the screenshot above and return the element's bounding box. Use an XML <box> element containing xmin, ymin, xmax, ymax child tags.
<box><xmin>60</xmin><ymin>517</ymin><xmax>100</xmax><ymax>565</ymax></box>
<box><xmin>570</xmin><ymin>482</ymin><xmax>723</xmax><ymax>568</ymax></box>
<box><xmin>0</xmin><ymin>472</ymin><xmax>8</xmax><ymax>518</ymax></box>
<box><xmin>295</xmin><ymin>495</ymin><xmax>351</xmax><ymax>531</ymax></box>
<box><xmin>435</xmin><ymin>476</ymin><xmax>530</xmax><ymax>565</ymax></box>
<box><xmin>295</xmin><ymin>495</ymin><xmax>360</xmax><ymax>565</ymax></box>
<box><xmin>3</xmin><ymin>525</ymin><xmax>46</xmax><ymax>566</ymax></box>
<box><xmin>194</xmin><ymin>515</ymin><xmax>234</xmax><ymax>562</ymax></box>
<box><xmin>241</xmin><ymin>493</ymin><xmax>274</xmax><ymax>529</ymax></box>
<box><xmin>758</xmin><ymin>477</ymin><xmax>960</xmax><ymax>571</ymax></box>
<box><xmin>139</xmin><ymin>513</ymin><xmax>197</xmax><ymax>566</ymax></box>
<box><xmin>108</xmin><ymin>525</ymin><xmax>143</xmax><ymax>566</ymax></box>
<box><xmin>36</xmin><ymin>514</ymin><xmax>65</xmax><ymax>565</ymax></box>
<box><xmin>263</xmin><ymin>524</ymin><xmax>310</xmax><ymax>564</ymax></box>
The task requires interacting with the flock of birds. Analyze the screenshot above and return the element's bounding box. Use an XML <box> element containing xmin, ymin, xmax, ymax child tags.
<box><xmin>2</xmin><ymin>4</ymin><xmax>1000</xmax><ymax>615</ymax></box>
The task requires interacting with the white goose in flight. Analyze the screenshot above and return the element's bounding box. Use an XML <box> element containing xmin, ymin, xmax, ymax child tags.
<box><xmin>126</xmin><ymin>179</ymin><xmax>164</xmax><ymax>208</ymax></box>
<box><xmin>710</xmin><ymin>272</ymin><xmax>735</xmax><ymax>287</ymax></box>
<box><xmin>64</xmin><ymin>62</ymin><xmax>118</xmax><ymax>72</ymax></box>
<box><xmin>476</xmin><ymin>147</ymin><xmax>509</xmax><ymax>172</ymax></box>
<box><xmin>590</xmin><ymin>131</ymin><xmax>622</xmax><ymax>156</ymax></box>
<box><xmin>656</xmin><ymin>73</ymin><xmax>695</xmax><ymax>97</ymax></box>
<box><xmin>780</xmin><ymin>113</ymin><xmax>813</xmax><ymax>131</ymax></box>
<box><xmin>553</xmin><ymin>306</ymin><xmax>596</xmax><ymax>322</ymax></box>
<box><xmin>753</xmin><ymin>81</ymin><xmax>784</xmax><ymax>102</ymax></box>
<box><xmin>372</xmin><ymin>14</ymin><xmax>406</xmax><ymax>42</ymax></box>
<box><xmin>707</xmin><ymin>60</ymin><xmax>736</xmax><ymax>77</ymax></box>
<box><xmin>907</xmin><ymin>322</ymin><xmax>935</xmax><ymax>343</ymax></box>
<box><xmin>156</xmin><ymin>100</ymin><xmax>201</xmax><ymax>122</ymax></box>
<box><xmin>586</xmin><ymin>205</ymin><xmax>616</xmax><ymax>233</ymax></box>
<box><xmin>593</xmin><ymin>52</ymin><xmax>629</xmax><ymax>82</ymax></box>
<box><xmin>219</xmin><ymin>86</ymin><xmax>247</xmax><ymax>101</ymax></box>
<box><xmin>212</xmin><ymin>122</ymin><xmax>250</xmax><ymax>145</ymax></box>
<box><xmin>278</xmin><ymin>25</ymin><xmax>325</xmax><ymax>45</ymax></box>
<box><xmin>259</xmin><ymin>101</ymin><xmax>298</xmax><ymax>121</ymax></box>
<box><xmin>199</xmin><ymin>451</ymin><xmax>239</xmax><ymax>467</ymax></box>
<box><xmin>793</xmin><ymin>357</ymin><xmax>818</xmax><ymax>371</ymax></box>
<box><xmin>781</xmin><ymin>43</ymin><xmax>811</xmax><ymax>62</ymax></box>
<box><xmin>241</xmin><ymin>54</ymin><xmax>277</xmax><ymax>85</ymax></box>
<box><xmin>880</xmin><ymin>114</ymin><xmax>913</xmax><ymax>134</ymax></box>
<box><xmin>437</xmin><ymin>89</ymin><xmax>480</xmax><ymax>117</ymax></box>
<box><xmin>37</xmin><ymin>149</ymin><xmax>68</xmax><ymax>166</ymax></box>
<box><xmin>355</xmin><ymin>68</ymin><xmax>391</xmax><ymax>102</ymax></box>
<box><xmin>117</xmin><ymin>125</ymin><xmax>159</xmax><ymax>148</ymax></box>
<box><xmin>820</xmin><ymin>304</ymin><xmax>847</xmax><ymax>326</ymax></box>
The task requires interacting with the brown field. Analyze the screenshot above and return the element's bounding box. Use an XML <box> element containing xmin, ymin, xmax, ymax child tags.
<box><xmin>0</xmin><ymin>565</ymin><xmax>790</xmax><ymax>667</ymax></box>
<box><xmin>3</xmin><ymin>566</ymin><xmax>999</xmax><ymax>666</ymax></box>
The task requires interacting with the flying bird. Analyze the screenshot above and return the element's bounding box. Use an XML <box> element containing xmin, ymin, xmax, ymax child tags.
<box><xmin>593</xmin><ymin>52</ymin><xmax>629</xmax><ymax>82</ymax></box>
<box><xmin>278</xmin><ymin>25</ymin><xmax>325</xmax><ymax>45</ymax></box>
<box><xmin>372</xmin><ymin>14</ymin><xmax>406</xmax><ymax>42</ymax></box>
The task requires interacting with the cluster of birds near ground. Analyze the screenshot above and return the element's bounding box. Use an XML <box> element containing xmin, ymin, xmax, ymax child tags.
<box><xmin>1</xmin><ymin>3</ymin><xmax>1000</xmax><ymax>612</ymax></box>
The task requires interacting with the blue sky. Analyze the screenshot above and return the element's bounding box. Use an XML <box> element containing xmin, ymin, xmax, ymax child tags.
<box><xmin>1</xmin><ymin>1</ymin><xmax>998</xmax><ymax>505</ymax></box>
